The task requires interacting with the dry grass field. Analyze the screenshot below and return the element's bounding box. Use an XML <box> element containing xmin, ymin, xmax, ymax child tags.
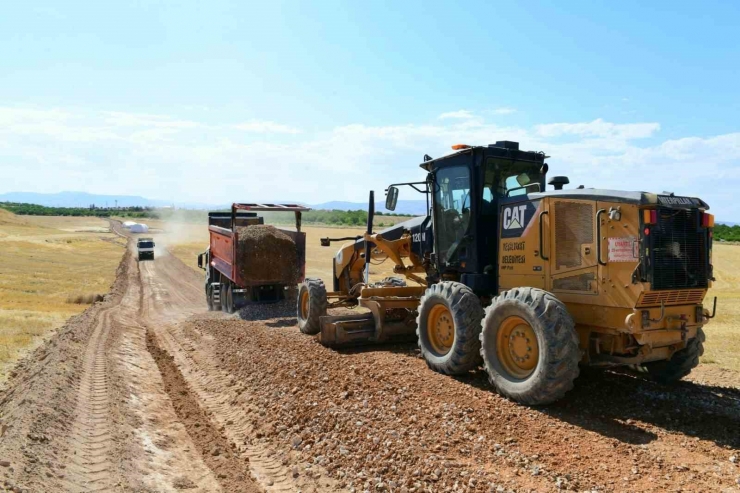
<box><xmin>704</xmin><ymin>243</ymin><xmax>740</xmax><ymax>370</ymax></box>
<box><xmin>0</xmin><ymin>210</ymin><xmax>124</xmax><ymax>383</ymax></box>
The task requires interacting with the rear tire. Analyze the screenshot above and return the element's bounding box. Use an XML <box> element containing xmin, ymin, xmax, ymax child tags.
<box><xmin>480</xmin><ymin>287</ymin><xmax>580</xmax><ymax>406</ymax></box>
<box><xmin>211</xmin><ymin>284</ymin><xmax>222</xmax><ymax>311</ymax></box>
<box><xmin>297</xmin><ymin>279</ymin><xmax>327</xmax><ymax>335</ymax></box>
<box><xmin>221</xmin><ymin>284</ymin><xmax>230</xmax><ymax>313</ymax></box>
<box><xmin>643</xmin><ymin>328</ymin><xmax>705</xmax><ymax>384</ymax></box>
<box><xmin>206</xmin><ymin>285</ymin><xmax>214</xmax><ymax>311</ymax></box>
<box><xmin>226</xmin><ymin>285</ymin><xmax>236</xmax><ymax>314</ymax></box>
<box><xmin>416</xmin><ymin>282</ymin><xmax>483</xmax><ymax>375</ymax></box>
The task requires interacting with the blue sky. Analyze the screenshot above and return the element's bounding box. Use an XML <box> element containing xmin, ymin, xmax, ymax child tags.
<box><xmin>1</xmin><ymin>0</ymin><xmax>738</xmax><ymax>219</ymax></box>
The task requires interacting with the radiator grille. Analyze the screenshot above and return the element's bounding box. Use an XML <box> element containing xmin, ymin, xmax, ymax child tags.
<box><xmin>555</xmin><ymin>201</ymin><xmax>593</xmax><ymax>269</ymax></box>
<box><xmin>553</xmin><ymin>272</ymin><xmax>596</xmax><ymax>292</ymax></box>
<box><xmin>637</xmin><ymin>289</ymin><xmax>705</xmax><ymax>307</ymax></box>
<box><xmin>650</xmin><ymin>208</ymin><xmax>708</xmax><ymax>290</ymax></box>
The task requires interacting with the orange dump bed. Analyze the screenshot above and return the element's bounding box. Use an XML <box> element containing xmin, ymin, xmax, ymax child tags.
<box><xmin>207</xmin><ymin>203</ymin><xmax>309</xmax><ymax>287</ymax></box>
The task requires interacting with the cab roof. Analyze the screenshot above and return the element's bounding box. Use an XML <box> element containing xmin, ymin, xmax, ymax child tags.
<box><xmin>419</xmin><ymin>142</ymin><xmax>547</xmax><ymax>171</ymax></box>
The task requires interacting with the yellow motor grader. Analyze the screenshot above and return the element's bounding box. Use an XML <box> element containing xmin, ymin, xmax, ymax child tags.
<box><xmin>297</xmin><ymin>141</ymin><xmax>717</xmax><ymax>405</ymax></box>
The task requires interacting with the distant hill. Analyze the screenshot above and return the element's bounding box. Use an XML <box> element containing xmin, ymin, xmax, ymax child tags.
<box><xmin>310</xmin><ymin>200</ymin><xmax>427</xmax><ymax>216</ymax></box>
<box><xmin>0</xmin><ymin>191</ymin><xmax>222</xmax><ymax>209</ymax></box>
<box><xmin>0</xmin><ymin>191</ymin><xmax>170</xmax><ymax>208</ymax></box>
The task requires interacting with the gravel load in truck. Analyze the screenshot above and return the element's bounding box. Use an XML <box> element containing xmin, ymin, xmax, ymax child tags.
<box><xmin>235</xmin><ymin>225</ymin><xmax>297</xmax><ymax>284</ymax></box>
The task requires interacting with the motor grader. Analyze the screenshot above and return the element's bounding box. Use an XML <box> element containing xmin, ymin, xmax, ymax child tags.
<box><xmin>297</xmin><ymin>141</ymin><xmax>717</xmax><ymax>405</ymax></box>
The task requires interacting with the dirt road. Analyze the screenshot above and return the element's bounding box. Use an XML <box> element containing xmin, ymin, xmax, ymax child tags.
<box><xmin>0</xmin><ymin>228</ymin><xmax>738</xmax><ymax>492</ymax></box>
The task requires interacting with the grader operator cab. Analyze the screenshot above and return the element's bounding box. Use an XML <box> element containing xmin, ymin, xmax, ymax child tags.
<box><xmin>297</xmin><ymin>141</ymin><xmax>717</xmax><ymax>405</ymax></box>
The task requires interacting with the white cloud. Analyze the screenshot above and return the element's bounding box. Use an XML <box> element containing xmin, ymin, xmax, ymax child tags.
<box><xmin>0</xmin><ymin>106</ymin><xmax>737</xmax><ymax>220</ymax></box>
<box><xmin>535</xmin><ymin>118</ymin><xmax>660</xmax><ymax>139</ymax></box>
<box><xmin>493</xmin><ymin>107</ymin><xmax>517</xmax><ymax>115</ymax></box>
<box><xmin>232</xmin><ymin>121</ymin><xmax>302</xmax><ymax>134</ymax></box>
<box><xmin>438</xmin><ymin>110</ymin><xmax>476</xmax><ymax>120</ymax></box>
<box><xmin>104</xmin><ymin>111</ymin><xmax>200</xmax><ymax>129</ymax></box>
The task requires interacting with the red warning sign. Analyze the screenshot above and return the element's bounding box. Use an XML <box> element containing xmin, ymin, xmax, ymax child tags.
<box><xmin>608</xmin><ymin>237</ymin><xmax>638</xmax><ymax>262</ymax></box>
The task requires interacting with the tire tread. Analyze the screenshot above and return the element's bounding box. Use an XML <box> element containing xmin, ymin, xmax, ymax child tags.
<box><xmin>480</xmin><ymin>287</ymin><xmax>580</xmax><ymax>406</ymax></box>
<box><xmin>416</xmin><ymin>282</ymin><xmax>484</xmax><ymax>375</ymax></box>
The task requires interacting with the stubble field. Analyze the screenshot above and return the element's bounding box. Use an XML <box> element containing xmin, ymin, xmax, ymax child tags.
<box><xmin>0</xmin><ymin>211</ymin><xmax>124</xmax><ymax>382</ymax></box>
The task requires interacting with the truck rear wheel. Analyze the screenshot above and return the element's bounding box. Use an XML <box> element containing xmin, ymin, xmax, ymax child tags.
<box><xmin>225</xmin><ymin>285</ymin><xmax>237</xmax><ymax>314</ymax></box>
<box><xmin>206</xmin><ymin>285</ymin><xmax>214</xmax><ymax>311</ymax></box>
<box><xmin>297</xmin><ymin>279</ymin><xmax>327</xmax><ymax>335</ymax></box>
<box><xmin>480</xmin><ymin>287</ymin><xmax>580</xmax><ymax>406</ymax></box>
<box><xmin>211</xmin><ymin>284</ymin><xmax>222</xmax><ymax>311</ymax></box>
<box><xmin>416</xmin><ymin>282</ymin><xmax>483</xmax><ymax>375</ymax></box>
<box><xmin>221</xmin><ymin>284</ymin><xmax>231</xmax><ymax>313</ymax></box>
<box><xmin>643</xmin><ymin>328</ymin><xmax>705</xmax><ymax>384</ymax></box>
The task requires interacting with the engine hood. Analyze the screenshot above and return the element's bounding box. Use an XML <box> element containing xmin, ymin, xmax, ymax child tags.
<box><xmin>527</xmin><ymin>189</ymin><xmax>709</xmax><ymax>210</ymax></box>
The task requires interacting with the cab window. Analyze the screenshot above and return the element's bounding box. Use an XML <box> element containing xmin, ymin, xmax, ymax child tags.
<box><xmin>482</xmin><ymin>157</ymin><xmax>542</xmax><ymax>203</ymax></box>
<box><xmin>434</xmin><ymin>166</ymin><xmax>471</xmax><ymax>262</ymax></box>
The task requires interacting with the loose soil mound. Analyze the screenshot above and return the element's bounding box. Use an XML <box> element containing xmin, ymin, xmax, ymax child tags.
<box><xmin>235</xmin><ymin>225</ymin><xmax>297</xmax><ymax>284</ymax></box>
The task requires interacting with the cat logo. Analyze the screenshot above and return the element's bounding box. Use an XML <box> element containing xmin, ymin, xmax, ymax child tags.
<box><xmin>503</xmin><ymin>205</ymin><xmax>528</xmax><ymax>230</ymax></box>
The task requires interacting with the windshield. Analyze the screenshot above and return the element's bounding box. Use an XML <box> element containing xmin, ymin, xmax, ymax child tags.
<box><xmin>138</xmin><ymin>241</ymin><xmax>154</xmax><ymax>248</ymax></box>
<box><xmin>434</xmin><ymin>165</ymin><xmax>471</xmax><ymax>263</ymax></box>
<box><xmin>482</xmin><ymin>158</ymin><xmax>542</xmax><ymax>205</ymax></box>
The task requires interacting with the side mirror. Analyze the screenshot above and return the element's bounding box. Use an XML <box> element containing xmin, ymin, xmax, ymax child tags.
<box><xmin>197</xmin><ymin>253</ymin><xmax>203</xmax><ymax>269</ymax></box>
<box><xmin>385</xmin><ymin>186</ymin><xmax>399</xmax><ymax>211</ymax></box>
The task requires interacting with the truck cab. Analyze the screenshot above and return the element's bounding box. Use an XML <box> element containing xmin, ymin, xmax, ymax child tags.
<box><xmin>137</xmin><ymin>237</ymin><xmax>155</xmax><ymax>261</ymax></box>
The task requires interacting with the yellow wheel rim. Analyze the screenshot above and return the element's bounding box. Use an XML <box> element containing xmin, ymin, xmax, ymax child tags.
<box><xmin>427</xmin><ymin>304</ymin><xmax>455</xmax><ymax>355</ymax></box>
<box><xmin>300</xmin><ymin>290</ymin><xmax>309</xmax><ymax>320</ymax></box>
<box><xmin>496</xmin><ymin>316</ymin><xmax>539</xmax><ymax>378</ymax></box>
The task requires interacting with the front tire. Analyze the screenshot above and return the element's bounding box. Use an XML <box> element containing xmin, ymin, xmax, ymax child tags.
<box><xmin>416</xmin><ymin>282</ymin><xmax>483</xmax><ymax>375</ymax></box>
<box><xmin>643</xmin><ymin>328</ymin><xmax>705</xmax><ymax>384</ymax></box>
<box><xmin>480</xmin><ymin>287</ymin><xmax>580</xmax><ymax>406</ymax></box>
<box><xmin>297</xmin><ymin>279</ymin><xmax>327</xmax><ymax>335</ymax></box>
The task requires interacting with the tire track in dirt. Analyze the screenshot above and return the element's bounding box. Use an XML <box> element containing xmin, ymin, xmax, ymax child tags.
<box><xmin>146</xmin><ymin>328</ymin><xmax>260</xmax><ymax>493</ymax></box>
<box><xmin>0</xmin><ymin>233</ymin><xmax>232</xmax><ymax>492</ymax></box>
<box><xmin>135</xmin><ymin>251</ymin><xmax>331</xmax><ymax>492</ymax></box>
<box><xmin>153</xmin><ymin>324</ymin><xmax>325</xmax><ymax>492</ymax></box>
<box><xmin>132</xmin><ymin>244</ymin><xmax>295</xmax><ymax>491</ymax></box>
<box><xmin>63</xmin><ymin>306</ymin><xmax>117</xmax><ymax>492</ymax></box>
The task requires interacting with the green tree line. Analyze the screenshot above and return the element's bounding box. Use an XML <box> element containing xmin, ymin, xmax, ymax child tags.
<box><xmin>0</xmin><ymin>202</ymin><xmax>415</xmax><ymax>227</ymax></box>
<box><xmin>714</xmin><ymin>223</ymin><xmax>740</xmax><ymax>242</ymax></box>
<box><xmin>0</xmin><ymin>202</ymin><xmax>159</xmax><ymax>219</ymax></box>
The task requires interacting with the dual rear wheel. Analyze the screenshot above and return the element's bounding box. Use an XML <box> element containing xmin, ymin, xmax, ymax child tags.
<box><xmin>208</xmin><ymin>283</ymin><xmax>237</xmax><ymax>314</ymax></box>
<box><xmin>416</xmin><ymin>283</ymin><xmax>580</xmax><ymax>405</ymax></box>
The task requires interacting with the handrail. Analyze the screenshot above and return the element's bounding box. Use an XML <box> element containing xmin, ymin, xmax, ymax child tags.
<box><xmin>596</xmin><ymin>209</ymin><xmax>607</xmax><ymax>266</ymax></box>
<box><xmin>232</xmin><ymin>203</ymin><xmax>311</xmax><ymax>212</ymax></box>
<box><xmin>538</xmin><ymin>210</ymin><xmax>549</xmax><ymax>261</ymax></box>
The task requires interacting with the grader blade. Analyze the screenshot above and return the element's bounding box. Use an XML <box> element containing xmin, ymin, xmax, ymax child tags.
<box><xmin>318</xmin><ymin>312</ymin><xmax>376</xmax><ymax>347</ymax></box>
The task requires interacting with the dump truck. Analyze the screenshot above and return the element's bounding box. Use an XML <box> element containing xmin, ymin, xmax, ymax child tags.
<box><xmin>298</xmin><ymin>141</ymin><xmax>717</xmax><ymax>405</ymax></box>
<box><xmin>137</xmin><ymin>237</ymin><xmax>155</xmax><ymax>261</ymax></box>
<box><xmin>198</xmin><ymin>203</ymin><xmax>310</xmax><ymax>313</ymax></box>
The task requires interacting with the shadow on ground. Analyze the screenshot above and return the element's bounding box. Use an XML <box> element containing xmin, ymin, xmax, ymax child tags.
<box><xmin>458</xmin><ymin>365</ymin><xmax>740</xmax><ymax>448</ymax></box>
